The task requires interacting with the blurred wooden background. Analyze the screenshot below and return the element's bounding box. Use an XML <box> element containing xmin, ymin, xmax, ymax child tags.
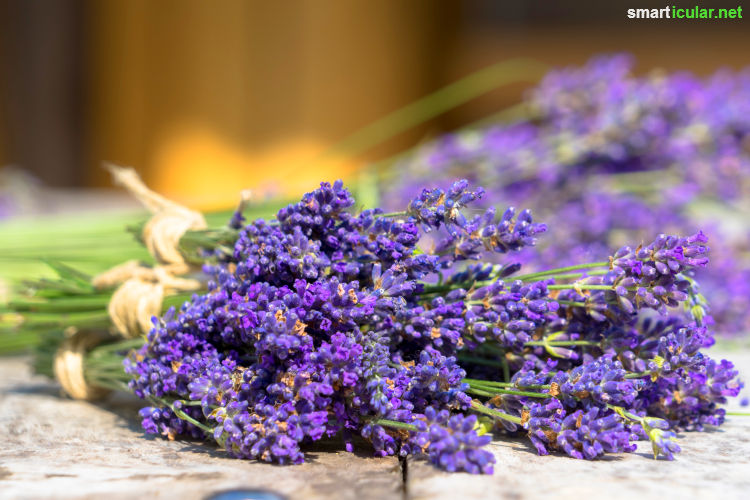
<box><xmin>1</xmin><ymin>0</ymin><xmax>748</xmax><ymax>208</ymax></box>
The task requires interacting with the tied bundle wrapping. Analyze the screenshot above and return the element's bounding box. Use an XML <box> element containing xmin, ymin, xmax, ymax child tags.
<box><xmin>52</xmin><ymin>166</ymin><xmax>209</xmax><ymax>401</ymax></box>
<box><xmin>53</xmin><ymin>329</ymin><xmax>111</xmax><ymax>401</ymax></box>
<box><xmin>93</xmin><ymin>165</ymin><xmax>206</xmax><ymax>339</ymax></box>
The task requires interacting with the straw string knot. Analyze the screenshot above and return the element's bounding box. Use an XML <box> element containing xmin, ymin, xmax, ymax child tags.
<box><xmin>93</xmin><ymin>260</ymin><xmax>201</xmax><ymax>338</ymax></box>
<box><xmin>105</xmin><ymin>163</ymin><xmax>207</xmax><ymax>270</ymax></box>
<box><xmin>53</xmin><ymin>329</ymin><xmax>111</xmax><ymax>401</ymax></box>
<box><xmin>93</xmin><ymin>164</ymin><xmax>207</xmax><ymax>338</ymax></box>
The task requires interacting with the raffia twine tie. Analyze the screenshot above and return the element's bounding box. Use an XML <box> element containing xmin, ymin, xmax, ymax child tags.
<box><xmin>53</xmin><ymin>329</ymin><xmax>111</xmax><ymax>401</ymax></box>
<box><xmin>105</xmin><ymin>163</ymin><xmax>207</xmax><ymax>270</ymax></box>
<box><xmin>93</xmin><ymin>262</ymin><xmax>201</xmax><ymax>338</ymax></box>
<box><xmin>92</xmin><ymin>165</ymin><xmax>207</xmax><ymax>338</ymax></box>
<box><xmin>52</xmin><ymin>166</ymin><xmax>208</xmax><ymax>399</ymax></box>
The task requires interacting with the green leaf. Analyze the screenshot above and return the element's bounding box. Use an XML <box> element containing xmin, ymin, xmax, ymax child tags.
<box><xmin>42</xmin><ymin>260</ymin><xmax>94</xmax><ymax>290</ymax></box>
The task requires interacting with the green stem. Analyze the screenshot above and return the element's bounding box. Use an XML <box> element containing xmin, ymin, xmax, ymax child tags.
<box><xmin>375</xmin><ymin>419</ymin><xmax>419</xmax><ymax>431</ymax></box>
<box><xmin>501</xmin><ymin>353</ymin><xmax>510</xmax><ymax>383</ymax></box>
<box><xmin>175</xmin><ymin>400</ymin><xmax>204</xmax><ymax>407</ymax></box>
<box><xmin>88</xmin><ymin>379</ymin><xmax>130</xmax><ymax>393</ymax></box>
<box><xmin>514</xmin><ymin>262</ymin><xmax>608</xmax><ymax>281</ymax></box>
<box><xmin>462</xmin><ymin>378</ymin><xmax>550</xmax><ymax>391</ymax></box>
<box><xmin>88</xmin><ymin>338</ymin><xmax>146</xmax><ymax>355</ymax></box>
<box><xmin>7</xmin><ymin>295</ymin><xmax>113</xmax><ymax>313</ymax></box>
<box><xmin>0</xmin><ymin>333</ymin><xmax>42</xmax><ymax>353</ymax></box>
<box><xmin>556</xmin><ymin>300</ymin><xmax>590</xmax><ymax>307</ymax></box>
<box><xmin>523</xmin><ymin>270</ymin><xmax>608</xmax><ymax>282</ymax></box>
<box><xmin>466</xmin><ymin>383</ymin><xmax>551</xmax><ymax>399</ymax></box>
<box><xmin>367</xmin><ymin>101</ymin><xmax>534</xmax><ymax>176</ymax></box>
<box><xmin>420</xmin><ymin>284</ymin><xmax>461</xmax><ymax>295</ymax></box>
<box><xmin>606</xmin><ymin>404</ymin><xmax>645</xmax><ymax>424</ymax></box>
<box><xmin>470</xmin><ymin>400</ymin><xmax>522</xmax><ymax>425</ymax></box>
<box><xmin>166</xmin><ymin>401</ymin><xmax>213</xmax><ymax>434</ymax></box>
<box><xmin>467</xmin><ymin>387</ymin><xmax>499</xmax><ymax>398</ymax></box>
<box><xmin>462</xmin><ymin>378</ymin><xmax>513</xmax><ymax>387</ymax></box>
<box><xmin>525</xmin><ymin>340</ymin><xmax>600</xmax><ymax>347</ymax></box>
<box><xmin>317</xmin><ymin>58</ymin><xmax>548</xmax><ymax>160</ymax></box>
<box><xmin>19</xmin><ymin>311</ymin><xmax>111</xmax><ymax>328</ymax></box>
<box><xmin>547</xmin><ymin>284</ymin><xmax>613</xmax><ymax>291</ymax></box>
<box><xmin>437</xmin><ymin>264</ymin><xmax>611</xmax><ymax>295</ymax></box>
<box><xmin>624</xmin><ymin>372</ymin><xmax>651</xmax><ymax>379</ymax></box>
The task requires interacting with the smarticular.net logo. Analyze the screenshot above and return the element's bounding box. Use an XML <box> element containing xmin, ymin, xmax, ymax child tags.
<box><xmin>627</xmin><ymin>5</ymin><xmax>743</xmax><ymax>19</ymax></box>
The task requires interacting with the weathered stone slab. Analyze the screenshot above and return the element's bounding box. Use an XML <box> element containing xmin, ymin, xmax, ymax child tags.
<box><xmin>3</xmin><ymin>350</ymin><xmax>749</xmax><ymax>500</ymax></box>
<box><xmin>406</xmin><ymin>351</ymin><xmax>750</xmax><ymax>500</ymax></box>
<box><xmin>0</xmin><ymin>357</ymin><xmax>401</xmax><ymax>500</ymax></box>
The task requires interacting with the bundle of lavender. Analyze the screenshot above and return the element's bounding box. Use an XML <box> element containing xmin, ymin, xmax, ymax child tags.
<box><xmin>5</xmin><ymin>173</ymin><xmax>743</xmax><ymax>474</ymax></box>
<box><xmin>381</xmin><ymin>55</ymin><xmax>750</xmax><ymax>337</ymax></box>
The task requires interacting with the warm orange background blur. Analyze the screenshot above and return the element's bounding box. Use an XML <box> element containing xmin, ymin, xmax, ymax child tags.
<box><xmin>1</xmin><ymin>0</ymin><xmax>749</xmax><ymax>209</ymax></box>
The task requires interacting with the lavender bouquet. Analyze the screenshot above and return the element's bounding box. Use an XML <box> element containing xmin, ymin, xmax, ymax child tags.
<box><xmin>16</xmin><ymin>178</ymin><xmax>742</xmax><ymax>474</ymax></box>
<box><xmin>381</xmin><ymin>54</ymin><xmax>750</xmax><ymax>337</ymax></box>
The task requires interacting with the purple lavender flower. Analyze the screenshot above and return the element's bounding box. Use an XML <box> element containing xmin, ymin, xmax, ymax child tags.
<box><xmin>557</xmin><ymin>407</ymin><xmax>636</xmax><ymax>460</ymax></box>
<box><xmin>555</xmin><ymin>232</ymin><xmax>709</xmax><ymax>322</ymax></box>
<box><xmin>649</xmin><ymin>428</ymin><xmax>681</xmax><ymax>460</ymax></box>
<box><xmin>434</xmin><ymin>206</ymin><xmax>547</xmax><ymax>261</ymax></box>
<box><xmin>406</xmin><ymin>179</ymin><xmax>484</xmax><ymax>232</ymax></box>
<box><xmin>551</xmin><ymin>356</ymin><xmax>639</xmax><ymax>407</ymax></box>
<box><xmin>524</xmin><ymin>400</ymin><xmax>635</xmax><ymax>460</ymax></box>
<box><xmin>466</xmin><ymin>279</ymin><xmax>559</xmax><ymax>350</ymax></box>
<box><xmin>408</xmin><ymin>407</ymin><xmax>495</xmax><ymax>474</ymax></box>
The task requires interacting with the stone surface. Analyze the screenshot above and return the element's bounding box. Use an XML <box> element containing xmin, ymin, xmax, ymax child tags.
<box><xmin>2</xmin><ymin>351</ymin><xmax>749</xmax><ymax>500</ymax></box>
<box><xmin>0</xmin><ymin>357</ymin><xmax>401</xmax><ymax>500</ymax></box>
<box><xmin>406</xmin><ymin>351</ymin><xmax>750</xmax><ymax>500</ymax></box>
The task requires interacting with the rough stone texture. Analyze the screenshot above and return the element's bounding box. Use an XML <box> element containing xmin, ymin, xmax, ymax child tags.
<box><xmin>0</xmin><ymin>357</ymin><xmax>401</xmax><ymax>500</ymax></box>
<box><xmin>406</xmin><ymin>351</ymin><xmax>750</xmax><ymax>500</ymax></box>
<box><xmin>2</xmin><ymin>351</ymin><xmax>749</xmax><ymax>500</ymax></box>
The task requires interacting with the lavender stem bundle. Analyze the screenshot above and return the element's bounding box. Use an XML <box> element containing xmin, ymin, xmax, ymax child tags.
<box><xmin>19</xmin><ymin>178</ymin><xmax>739</xmax><ymax>475</ymax></box>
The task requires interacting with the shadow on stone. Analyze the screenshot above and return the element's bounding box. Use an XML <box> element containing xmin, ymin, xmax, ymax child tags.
<box><xmin>175</xmin><ymin>440</ymin><xmax>233</xmax><ymax>460</ymax></box>
<box><xmin>302</xmin><ymin>437</ymin><xmax>379</xmax><ymax>461</ymax></box>
<box><xmin>499</xmin><ymin>435</ymin><xmax>626</xmax><ymax>462</ymax></box>
<box><xmin>4</xmin><ymin>381</ymin><xmax>61</xmax><ymax>397</ymax></box>
<box><xmin>161</xmin><ymin>435</ymin><xmax>386</xmax><ymax>465</ymax></box>
<box><xmin>633</xmin><ymin>451</ymin><xmax>666</xmax><ymax>460</ymax></box>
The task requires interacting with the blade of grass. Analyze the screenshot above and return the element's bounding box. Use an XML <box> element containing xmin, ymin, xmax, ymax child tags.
<box><xmin>318</xmin><ymin>58</ymin><xmax>548</xmax><ymax>161</ymax></box>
